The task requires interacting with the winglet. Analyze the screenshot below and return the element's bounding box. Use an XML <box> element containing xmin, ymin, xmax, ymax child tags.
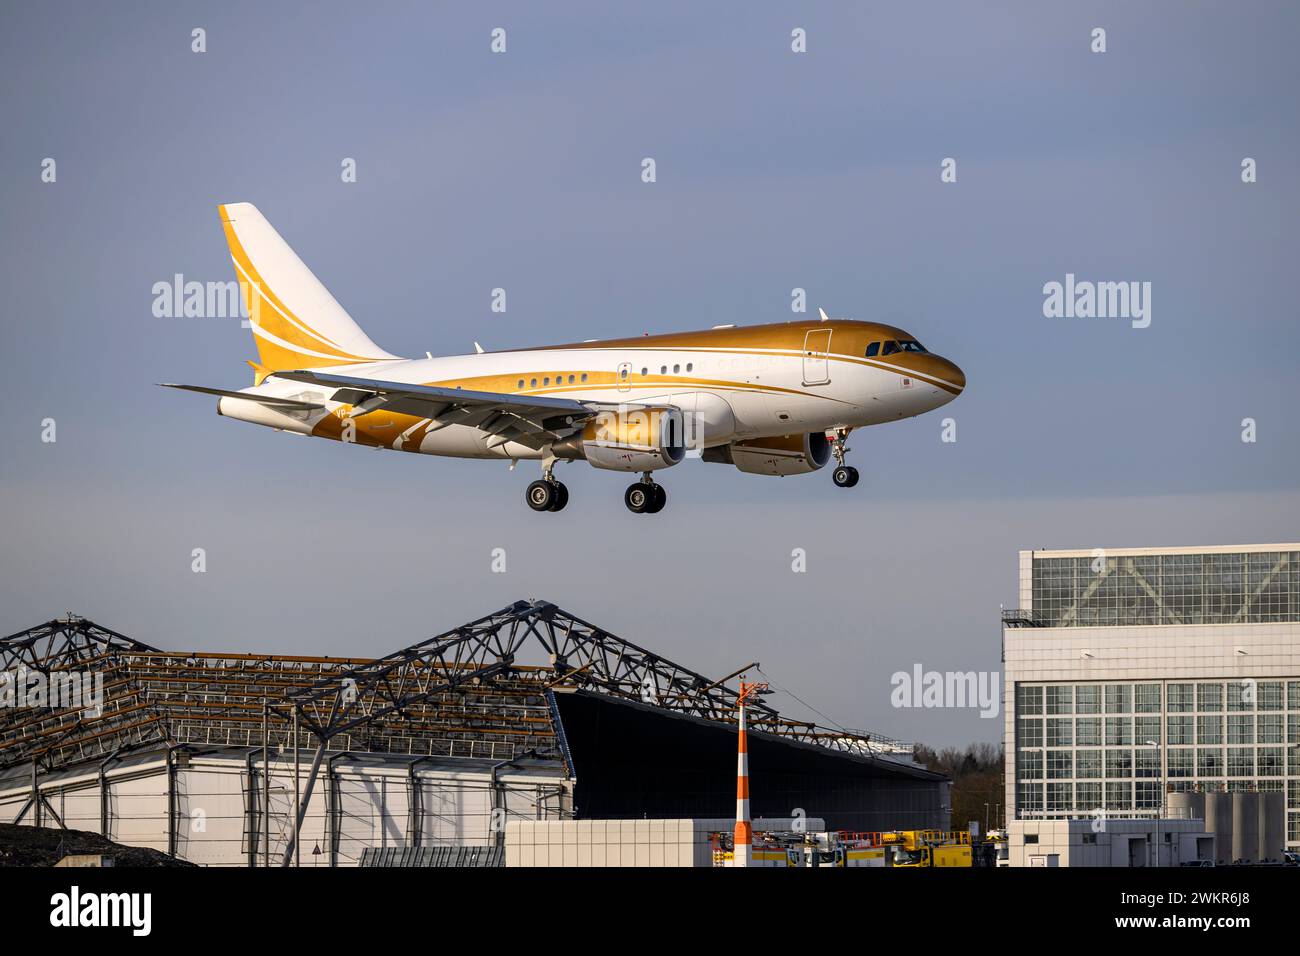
<box><xmin>474</xmin><ymin>341</ymin><xmax>485</xmax><ymax>354</ymax></box>
<box><xmin>247</xmin><ymin>359</ymin><xmax>274</xmax><ymax>386</ymax></box>
<box><xmin>818</xmin><ymin>307</ymin><xmax>831</xmax><ymax>322</ymax></box>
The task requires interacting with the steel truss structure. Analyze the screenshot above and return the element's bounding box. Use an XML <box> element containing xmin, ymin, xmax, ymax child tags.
<box><xmin>1</xmin><ymin>600</ymin><xmax>902</xmax><ymax>864</ymax></box>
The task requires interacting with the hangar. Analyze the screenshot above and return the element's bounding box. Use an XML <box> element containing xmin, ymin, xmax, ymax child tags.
<box><xmin>0</xmin><ymin>600</ymin><xmax>948</xmax><ymax>865</ymax></box>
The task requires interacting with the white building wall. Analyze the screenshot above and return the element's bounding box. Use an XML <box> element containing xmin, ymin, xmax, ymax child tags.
<box><xmin>0</xmin><ymin>753</ymin><xmax>567</xmax><ymax>866</ymax></box>
<box><xmin>1004</xmin><ymin>545</ymin><xmax>1300</xmax><ymax>853</ymax></box>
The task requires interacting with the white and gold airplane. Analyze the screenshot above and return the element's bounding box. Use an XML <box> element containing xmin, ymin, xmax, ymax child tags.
<box><xmin>164</xmin><ymin>203</ymin><xmax>965</xmax><ymax>514</ymax></box>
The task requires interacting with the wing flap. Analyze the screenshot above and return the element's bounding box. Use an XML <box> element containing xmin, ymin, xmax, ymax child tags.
<box><xmin>270</xmin><ymin>369</ymin><xmax>597</xmax><ymax>448</ymax></box>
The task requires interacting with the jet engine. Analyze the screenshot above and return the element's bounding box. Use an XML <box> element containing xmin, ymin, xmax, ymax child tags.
<box><xmin>558</xmin><ymin>406</ymin><xmax>687</xmax><ymax>472</ymax></box>
<box><xmin>703</xmin><ymin>432</ymin><xmax>832</xmax><ymax>476</ymax></box>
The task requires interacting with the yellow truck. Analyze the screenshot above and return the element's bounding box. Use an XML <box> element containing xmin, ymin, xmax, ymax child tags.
<box><xmin>879</xmin><ymin>829</ymin><xmax>973</xmax><ymax>868</ymax></box>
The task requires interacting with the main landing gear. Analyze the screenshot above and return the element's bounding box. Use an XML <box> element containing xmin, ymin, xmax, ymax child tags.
<box><xmin>829</xmin><ymin>428</ymin><xmax>859</xmax><ymax>488</ymax></box>
<box><xmin>526</xmin><ymin>459</ymin><xmax>569</xmax><ymax>512</ymax></box>
<box><xmin>624</xmin><ymin>474</ymin><xmax>667</xmax><ymax>514</ymax></box>
<box><xmin>526</xmin><ymin>479</ymin><xmax>568</xmax><ymax>512</ymax></box>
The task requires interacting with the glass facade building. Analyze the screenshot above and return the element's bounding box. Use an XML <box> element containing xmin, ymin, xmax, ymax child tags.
<box><xmin>1029</xmin><ymin>549</ymin><xmax>1300</xmax><ymax>628</ymax></box>
<box><xmin>1004</xmin><ymin>545</ymin><xmax>1300</xmax><ymax>849</ymax></box>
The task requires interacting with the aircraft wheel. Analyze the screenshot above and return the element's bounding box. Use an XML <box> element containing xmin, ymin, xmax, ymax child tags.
<box><xmin>832</xmin><ymin>465</ymin><xmax>859</xmax><ymax>488</ymax></box>
<box><xmin>624</xmin><ymin>482</ymin><xmax>652</xmax><ymax>514</ymax></box>
<box><xmin>548</xmin><ymin>481</ymin><xmax>569</xmax><ymax>512</ymax></box>
<box><xmin>645</xmin><ymin>483</ymin><xmax>667</xmax><ymax>514</ymax></box>
<box><xmin>527</xmin><ymin>480</ymin><xmax>558</xmax><ymax>512</ymax></box>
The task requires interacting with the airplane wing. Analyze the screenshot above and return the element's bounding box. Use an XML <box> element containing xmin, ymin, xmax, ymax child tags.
<box><xmin>158</xmin><ymin>383</ymin><xmax>326</xmax><ymax>411</ymax></box>
<box><xmin>270</xmin><ymin>370</ymin><xmax>603</xmax><ymax>451</ymax></box>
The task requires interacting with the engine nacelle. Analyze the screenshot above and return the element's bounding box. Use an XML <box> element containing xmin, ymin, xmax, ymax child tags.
<box><xmin>562</xmin><ymin>405</ymin><xmax>687</xmax><ymax>472</ymax></box>
<box><xmin>703</xmin><ymin>432</ymin><xmax>832</xmax><ymax>476</ymax></box>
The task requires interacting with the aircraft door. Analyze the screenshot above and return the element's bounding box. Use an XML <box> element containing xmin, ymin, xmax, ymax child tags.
<box><xmin>802</xmin><ymin>329</ymin><xmax>831</xmax><ymax>386</ymax></box>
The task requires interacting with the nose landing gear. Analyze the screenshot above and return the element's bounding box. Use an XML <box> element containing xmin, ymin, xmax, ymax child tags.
<box><xmin>829</xmin><ymin>428</ymin><xmax>859</xmax><ymax>488</ymax></box>
<box><xmin>624</xmin><ymin>473</ymin><xmax>667</xmax><ymax>514</ymax></box>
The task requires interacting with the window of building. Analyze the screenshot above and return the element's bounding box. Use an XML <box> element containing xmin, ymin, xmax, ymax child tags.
<box><xmin>1105</xmin><ymin>782</ymin><xmax>1132</xmax><ymax>811</ymax></box>
<box><xmin>1105</xmin><ymin>684</ymin><xmax>1132</xmax><ymax>714</ymax></box>
<box><xmin>1227</xmin><ymin>747</ymin><xmax>1254</xmax><ymax>777</ymax></box>
<box><xmin>1075</xmin><ymin>749</ymin><xmax>1102</xmax><ymax>779</ymax></box>
<box><xmin>1197</xmin><ymin>748</ymin><xmax>1224</xmax><ymax>777</ymax></box>
<box><xmin>1105</xmin><ymin>749</ymin><xmax>1132</xmax><ymax>778</ymax></box>
<box><xmin>1197</xmin><ymin>715</ymin><xmax>1222</xmax><ymax>744</ymax></box>
<box><xmin>1135</xmin><ymin>684</ymin><xmax>1161</xmax><ymax>713</ymax></box>
<box><xmin>1018</xmin><ymin>685</ymin><xmax>1043</xmax><ymax>716</ymax></box>
<box><xmin>1076</xmin><ymin>782</ymin><xmax>1102</xmax><ymax>809</ymax></box>
<box><xmin>1197</xmin><ymin>683</ymin><xmax>1223</xmax><ymax>711</ymax></box>
<box><xmin>1167</xmin><ymin>683</ymin><xmax>1194</xmax><ymax>712</ymax></box>
<box><xmin>1075</xmin><ymin>685</ymin><xmax>1101</xmax><ymax>714</ymax></box>
<box><xmin>1227</xmin><ymin>714</ymin><xmax>1253</xmax><ymax>744</ymax></box>
<box><xmin>1075</xmin><ymin>717</ymin><xmax>1101</xmax><ymax>746</ymax></box>
<box><xmin>1047</xmin><ymin>718</ymin><xmax>1072</xmax><ymax>747</ymax></box>
<box><xmin>1018</xmin><ymin>749</ymin><xmax>1043</xmax><ymax>779</ymax></box>
<box><xmin>1258</xmin><ymin>713</ymin><xmax>1283</xmax><ymax>744</ymax></box>
<box><xmin>1167</xmin><ymin>749</ymin><xmax>1194</xmax><ymax>778</ymax></box>
<box><xmin>1047</xmin><ymin>750</ymin><xmax>1073</xmax><ymax>779</ymax></box>
<box><xmin>1106</xmin><ymin>717</ymin><xmax>1134</xmax><ymax>746</ymax></box>
<box><xmin>1166</xmin><ymin>716</ymin><xmax>1193</xmax><ymax>746</ymax></box>
<box><xmin>1046</xmin><ymin>685</ymin><xmax>1073</xmax><ymax>715</ymax></box>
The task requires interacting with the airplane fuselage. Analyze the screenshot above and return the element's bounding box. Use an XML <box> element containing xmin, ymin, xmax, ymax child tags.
<box><xmin>217</xmin><ymin>319</ymin><xmax>966</xmax><ymax>461</ymax></box>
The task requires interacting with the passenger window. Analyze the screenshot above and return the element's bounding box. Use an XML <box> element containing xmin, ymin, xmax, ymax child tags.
<box><xmin>686</xmin><ymin>362</ymin><xmax>693</xmax><ymax>372</ymax></box>
<box><xmin>865</xmin><ymin>342</ymin><xmax>880</xmax><ymax>357</ymax></box>
<box><xmin>517</xmin><ymin>379</ymin><xmax>524</xmax><ymax>389</ymax></box>
<box><xmin>641</xmin><ymin>367</ymin><xmax>647</xmax><ymax>375</ymax></box>
<box><xmin>530</xmin><ymin>378</ymin><xmax>537</xmax><ymax>387</ymax></box>
<box><xmin>673</xmin><ymin>364</ymin><xmax>680</xmax><ymax>374</ymax></box>
<box><xmin>568</xmin><ymin>375</ymin><xmax>575</xmax><ymax>384</ymax></box>
<box><xmin>660</xmin><ymin>365</ymin><xmax>667</xmax><ymax>374</ymax></box>
<box><xmin>581</xmin><ymin>374</ymin><xmax>588</xmax><ymax>383</ymax></box>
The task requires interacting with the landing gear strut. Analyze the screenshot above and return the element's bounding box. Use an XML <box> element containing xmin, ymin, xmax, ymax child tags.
<box><xmin>829</xmin><ymin>428</ymin><xmax>859</xmax><ymax>488</ymax></box>
<box><xmin>624</xmin><ymin>473</ymin><xmax>667</xmax><ymax>514</ymax></box>
<box><xmin>526</xmin><ymin>459</ymin><xmax>569</xmax><ymax>512</ymax></box>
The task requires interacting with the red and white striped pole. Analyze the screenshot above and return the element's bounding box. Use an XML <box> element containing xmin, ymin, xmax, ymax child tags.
<box><xmin>732</xmin><ymin>679</ymin><xmax>767</xmax><ymax>868</ymax></box>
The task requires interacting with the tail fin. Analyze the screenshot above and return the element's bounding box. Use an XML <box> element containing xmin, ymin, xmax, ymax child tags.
<box><xmin>218</xmin><ymin>203</ymin><xmax>398</xmax><ymax>374</ymax></box>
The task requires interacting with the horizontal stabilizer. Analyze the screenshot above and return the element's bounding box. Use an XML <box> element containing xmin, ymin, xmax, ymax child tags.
<box><xmin>158</xmin><ymin>383</ymin><xmax>325</xmax><ymax>411</ymax></box>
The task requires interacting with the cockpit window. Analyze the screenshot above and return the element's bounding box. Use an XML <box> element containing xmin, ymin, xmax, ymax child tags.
<box><xmin>878</xmin><ymin>339</ymin><xmax>926</xmax><ymax>357</ymax></box>
<box><xmin>865</xmin><ymin>342</ymin><xmax>880</xmax><ymax>357</ymax></box>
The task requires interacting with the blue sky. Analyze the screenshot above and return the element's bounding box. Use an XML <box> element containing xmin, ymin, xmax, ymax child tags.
<box><xmin>1</xmin><ymin>1</ymin><xmax>1297</xmax><ymax>746</ymax></box>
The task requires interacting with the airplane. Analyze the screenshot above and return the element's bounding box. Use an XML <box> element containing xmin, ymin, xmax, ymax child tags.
<box><xmin>163</xmin><ymin>203</ymin><xmax>966</xmax><ymax>514</ymax></box>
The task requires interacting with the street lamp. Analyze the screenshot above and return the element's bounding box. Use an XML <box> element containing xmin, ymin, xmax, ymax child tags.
<box><xmin>1144</xmin><ymin>740</ymin><xmax>1162</xmax><ymax>867</ymax></box>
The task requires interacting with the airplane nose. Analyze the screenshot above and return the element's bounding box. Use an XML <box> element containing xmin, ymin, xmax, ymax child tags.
<box><xmin>938</xmin><ymin>357</ymin><xmax>965</xmax><ymax>395</ymax></box>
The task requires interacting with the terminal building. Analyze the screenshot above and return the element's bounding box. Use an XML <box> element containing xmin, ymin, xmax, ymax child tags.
<box><xmin>1002</xmin><ymin>543</ymin><xmax>1299</xmax><ymax>863</ymax></box>
<box><xmin>0</xmin><ymin>600</ymin><xmax>948</xmax><ymax>866</ymax></box>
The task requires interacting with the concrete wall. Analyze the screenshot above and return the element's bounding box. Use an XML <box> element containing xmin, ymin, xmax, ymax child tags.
<box><xmin>1009</xmin><ymin>818</ymin><xmax>1213</xmax><ymax>868</ymax></box>
<box><xmin>505</xmin><ymin>817</ymin><xmax>824</xmax><ymax>868</ymax></box>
